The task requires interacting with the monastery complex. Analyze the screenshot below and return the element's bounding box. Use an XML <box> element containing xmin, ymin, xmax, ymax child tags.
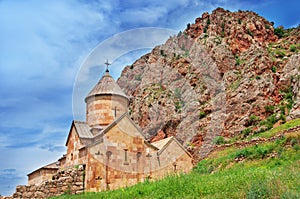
<box><xmin>27</xmin><ymin>68</ymin><xmax>193</xmax><ymax>193</ymax></box>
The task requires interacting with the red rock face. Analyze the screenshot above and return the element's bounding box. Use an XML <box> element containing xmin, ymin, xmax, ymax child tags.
<box><xmin>186</xmin><ymin>8</ymin><xmax>277</xmax><ymax>54</ymax></box>
<box><xmin>117</xmin><ymin>8</ymin><xmax>300</xmax><ymax>160</ymax></box>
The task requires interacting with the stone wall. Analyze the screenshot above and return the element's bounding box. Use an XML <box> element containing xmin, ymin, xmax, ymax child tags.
<box><xmin>86</xmin><ymin>95</ymin><xmax>129</xmax><ymax>127</ymax></box>
<box><xmin>2</xmin><ymin>166</ymin><xmax>85</xmax><ymax>199</ymax></box>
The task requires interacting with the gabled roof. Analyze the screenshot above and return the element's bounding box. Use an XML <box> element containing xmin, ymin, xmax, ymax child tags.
<box><xmin>65</xmin><ymin>121</ymin><xmax>93</xmax><ymax>146</ymax></box>
<box><xmin>151</xmin><ymin>136</ymin><xmax>173</xmax><ymax>150</ymax></box>
<box><xmin>27</xmin><ymin>161</ymin><xmax>59</xmax><ymax>176</ymax></box>
<box><xmin>85</xmin><ymin>71</ymin><xmax>129</xmax><ymax>102</ymax></box>
<box><xmin>74</xmin><ymin>121</ymin><xmax>93</xmax><ymax>139</ymax></box>
<box><xmin>66</xmin><ymin>112</ymin><xmax>145</xmax><ymax>148</ymax></box>
<box><xmin>152</xmin><ymin>136</ymin><xmax>193</xmax><ymax>157</ymax></box>
<box><xmin>87</xmin><ymin>112</ymin><xmax>146</xmax><ymax>148</ymax></box>
<box><xmin>97</xmin><ymin>112</ymin><xmax>145</xmax><ymax>138</ymax></box>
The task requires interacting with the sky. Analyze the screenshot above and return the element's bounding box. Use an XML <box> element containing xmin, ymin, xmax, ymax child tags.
<box><xmin>0</xmin><ymin>0</ymin><xmax>300</xmax><ymax>196</ymax></box>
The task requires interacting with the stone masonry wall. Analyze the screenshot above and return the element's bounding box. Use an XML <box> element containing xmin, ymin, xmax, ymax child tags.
<box><xmin>2</xmin><ymin>166</ymin><xmax>85</xmax><ymax>199</ymax></box>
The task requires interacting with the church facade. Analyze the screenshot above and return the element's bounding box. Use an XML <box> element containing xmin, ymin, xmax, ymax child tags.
<box><xmin>27</xmin><ymin>69</ymin><xmax>193</xmax><ymax>192</ymax></box>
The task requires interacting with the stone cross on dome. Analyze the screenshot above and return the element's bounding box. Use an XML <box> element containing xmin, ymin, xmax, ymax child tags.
<box><xmin>104</xmin><ymin>60</ymin><xmax>111</xmax><ymax>72</ymax></box>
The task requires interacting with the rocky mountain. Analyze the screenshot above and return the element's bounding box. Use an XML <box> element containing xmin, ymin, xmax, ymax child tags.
<box><xmin>117</xmin><ymin>8</ymin><xmax>300</xmax><ymax>161</ymax></box>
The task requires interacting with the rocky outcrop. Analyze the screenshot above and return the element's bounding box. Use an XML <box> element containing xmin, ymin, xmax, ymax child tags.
<box><xmin>117</xmin><ymin>8</ymin><xmax>300</xmax><ymax>160</ymax></box>
<box><xmin>186</xmin><ymin>8</ymin><xmax>277</xmax><ymax>54</ymax></box>
<box><xmin>2</xmin><ymin>166</ymin><xmax>84</xmax><ymax>199</ymax></box>
<box><xmin>280</xmin><ymin>54</ymin><xmax>300</xmax><ymax>120</ymax></box>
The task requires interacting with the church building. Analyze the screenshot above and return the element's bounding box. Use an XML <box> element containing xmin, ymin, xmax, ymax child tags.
<box><xmin>27</xmin><ymin>66</ymin><xmax>193</xmax><ymax>192</ymax></box>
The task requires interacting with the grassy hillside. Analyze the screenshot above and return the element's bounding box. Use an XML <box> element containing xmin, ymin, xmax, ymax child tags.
<box><xmin>51</xmin><ymin>119</ymin><xmax>300</xmax><ymax>199</ymax></box>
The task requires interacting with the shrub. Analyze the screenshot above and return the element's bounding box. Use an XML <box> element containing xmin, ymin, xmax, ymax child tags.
<box><xmin>274</xmin><ymin>49</ymin><xmax>286</xmax><ymax>58</ymax></box>
<box><xmin>206</xmin><ymin>17</ymin><xmax>211</xmax><ymax>25</ymax></box>
<box><xmin>271</xmin><ymin>66</ymin><xmax>276</xmax><ymax>73</ymax></box>
<box><xmin>207</xmin><ymin>165</ymin><xmax>214</xmax><ymax>173</ymax></box>
<box><xmin>293</xmin><ymin>144</ymin><xmax>300</xmax><ymax>151</ymax></box>
<box><xmin>235</xmin><ymin>148</ymin><xmax>251</xmax><ymax>158</ymax></box>
<box><xmin>199</xmin><ymin>111</ymin><xmax>206</xmax><ymax>119</ymax></box>
<box><xmin>254</xmin><ymin>126</ymin><xmax>268</xmax><ymax>134</ymax></box>
<box><xmin>177</xmin><ymin>31</ymin><xmax>182</xmax><ymax>37</ymax></box>
<box><xmin>246</xmin><ymin>181</ymin><xmax>270</xmax><ymax>199</ymax></box>
<box><xmin>235</xmin><ymin>56</ymin><xmax>241</xmax><ymax>66</ymax></box>
<box><xmin>265</xmin><ymin>105</ymin><xmax>275</xmax><ymax>114</ymax></box>
<box><xmin>289</xmin><ymin>44</ymin><xmax>297</xmax><ymax>52</ymax></box>
<box><xmin>184</xmin><ymin>50</ymin><xmax>189</xmax><ymax>57</ymax></box>
<box><xmin>241</xmin><ymin>127</ymin><xmax>252</xmax><ymax>138</ymax></box>
<box><xmin>175</xmin><ymin>101</ymin><xmax>182</xmax><ymax>113</ymax></box>
<box><xmin>284</xmin><ymin>89</ymin><xmax>293</xmax><ymax>100</ymax></box>
<box><xmin>279</xmin><ymin>105</ymin><xmax>286</xmax><ymax>115</ymax></box>
<box><xmin>279</xmin><ymin>114</ymin><xmax>286</xmax><ymax>123</ymax></box>
<box><xmin>213</xmin><ymin>136</ymin><xmax>226</xmax><ymax>145</ymax></box>
<box><xmin>282</xmin><ymin>88</ymin><xmax>294</xmax><ymax>111</ymax></box>
<box><xmin>135</xmin><ymin>74</ymin><xmax>142</xmax><ymax>81</ymax></box>
<box><xmin>274</xmin><ymin>27</ymin><xmax>285</xmax><ymax>38</ymax></box>
<box><xmin>194</xmin><ymin>160</ymin><xmax>211</xmax><ymax>174</ymax></box>
<box><xmin>221</xmin><ymin>22</ymin><xmax>225</xmax><ymax>32</ymax></box>
<box><xmin>160</xmin><ymin>50</ymin><xmax>166</xmax><ymax>57</ymax></box>
<box><xmin>254</xmin><ymin>145</ymin><xmax>271</xmax><ymax>159</ymax></box>
<box><xmin>247</xmin><ymin>29</ymin><xmax>254</xmax><ymax>37</ymax></box>
<box><xmin>286</xmin><ymin>99</ymin><xmax>294</xmax><ymax>110</ymax></box>
<box><xmin>187</xmin><ymin>23</ymin><xmax>190</xmax><ymax>29</ymax></box>
<box><xmin>203</xmin><ymin>17</ymin><xmax>210</xmax><ymax>34</ymax></box>
<box><xmin>259</xmin><ymin>114</ymin><xmax>278</xmax><ymax>130</ymax></box>
<box><xmin>267</xmin><ymin>114</ymin><xmax>277</xmax><ymax>124</ymax></box>
<box><xmin>281</xmin><ymin>191</ymin><xmax>300</xmax><ymax>199</ymax></box>
<box><xmin>265</xmin><ymin>114</ymin><xmax>278</xmax><ymax>129</ymax></box>
<box><xmin>248</xmin><ymin>115</ymin><xmax>260</xmax><ymax>126</ymax></box>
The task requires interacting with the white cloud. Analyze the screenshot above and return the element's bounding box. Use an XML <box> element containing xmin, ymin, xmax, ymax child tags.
<box><xmin>0</xmin><ymin>0</ymin><xmax>110</xmax><ymax>92</ymax></box>
<box><xmin>121</xmin><ymin>7</ymin><xmax>168</xmax><ymax>25</ymax></box>
<box><xmin>0</xmin><ymin>146</ymin><xmax>63</xmax><ymax>196</ymax></box>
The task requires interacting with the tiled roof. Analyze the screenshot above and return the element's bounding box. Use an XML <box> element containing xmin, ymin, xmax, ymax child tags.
<box><xmin>73</xmin><ymin>121</ymin><xmax>93</xmax><ymax>139</ymax></box>
<box><xmin>85</xmin><ymin>71</ymin><xmax>128</xmax><ymax>101</ymax></box>
<box><xmin>151</xmin><ymin>136</ymin><xmax>173</xmax><ymax>150</ymax></box>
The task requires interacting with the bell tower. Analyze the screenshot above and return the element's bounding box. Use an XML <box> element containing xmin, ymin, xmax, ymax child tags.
<box><xmin>85</xmin><ymin>62</ymin><xmax>129</xmax><ymax>127</ymax></box>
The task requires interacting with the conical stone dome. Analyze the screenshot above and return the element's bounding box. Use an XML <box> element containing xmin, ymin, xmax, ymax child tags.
<box><xmin>85</xmin><ymin>71</ymin><xmax>129</xmax><ymax>102</ymax></box>
<box><xmin>85</xmin><ymin>71</ymin><xmax>129</xmax><ymax>127</ymax></box>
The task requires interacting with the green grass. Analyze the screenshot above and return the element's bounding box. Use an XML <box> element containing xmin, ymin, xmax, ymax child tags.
<box><xmin>228</xmin><ymin>118</ymin><xmax>300</xmax><ymax>143</ymax></box>
<box><xmin>50</xmin><ymin>123</ymin><xmax>300</xmax><ymax>199</ymax></box>
<box><xmin>249</xmin><ymin>118</ymin><xmax>300</xmax><ymax>139</ymax></box>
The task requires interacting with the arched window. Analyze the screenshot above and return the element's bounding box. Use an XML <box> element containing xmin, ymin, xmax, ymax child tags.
<box><xmin>137</xmin><ymin>152</ymin><xmax>142</xmax><ymax>161</ymax></box>
<box><xmin>124</xmin><ymin>149</ymin><xmax>129</xmax><ymax>165</ymax></box>
<box><xmin>173</xmin><ymin>162</ymin><xmax>177</xmax><ymax>171</ymax></box>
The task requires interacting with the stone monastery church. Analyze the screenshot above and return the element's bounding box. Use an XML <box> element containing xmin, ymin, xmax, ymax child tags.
<box><xmin>27</xmin><ymin>67</ymin><xmax>193</xmax><ymax>192</ymax></box>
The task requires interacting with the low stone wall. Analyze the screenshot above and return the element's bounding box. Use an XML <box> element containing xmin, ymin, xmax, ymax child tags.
<box><xmin>2</xmin><ymin>165</ymin><xmax>85</xmax><ymax>199</ymax></box>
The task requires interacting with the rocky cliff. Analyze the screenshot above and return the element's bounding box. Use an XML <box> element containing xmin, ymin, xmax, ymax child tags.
<box><xmin>117</xmin><ymin>8</ymin><xmax>300</xmax><ymax>160</ymax></box>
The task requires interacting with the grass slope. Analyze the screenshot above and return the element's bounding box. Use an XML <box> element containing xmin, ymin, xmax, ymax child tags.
<box><xmin>51</xmin><ymin>120</ymin><xmax>300</xmax><ymax>199</ymax></box>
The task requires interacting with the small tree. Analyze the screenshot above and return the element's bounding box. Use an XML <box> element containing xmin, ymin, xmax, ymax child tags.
<box><xmin>274</xmin><ymin>27</ymin><xmax>285</xmax><ymax>38</ymax></box>
<box><xmin>265</xmin><ymin>105</ymin><xmax>275</xmax><ymax>114</ymax></box>
<box><xmin>213</xmin><ymin>136</ymin><xmax>225</xmax><ymax>145</ymax></box>
<box><xmin>187</xmin><ymin>23</ymin><xmax>190</xmax><ymax>29</ymax></box>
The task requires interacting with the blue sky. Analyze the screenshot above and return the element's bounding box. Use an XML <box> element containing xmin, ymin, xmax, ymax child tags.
<box><xmin>0</xmin><ymin>0</ymin><xmax>299</xmax><ymax>196</ymax></box>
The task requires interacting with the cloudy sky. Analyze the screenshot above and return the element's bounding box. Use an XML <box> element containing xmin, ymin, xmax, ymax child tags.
<box><xmin>0</xmin><ymin>0</ymin><xmax>299</xmax><ymax>196</ymax></box>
